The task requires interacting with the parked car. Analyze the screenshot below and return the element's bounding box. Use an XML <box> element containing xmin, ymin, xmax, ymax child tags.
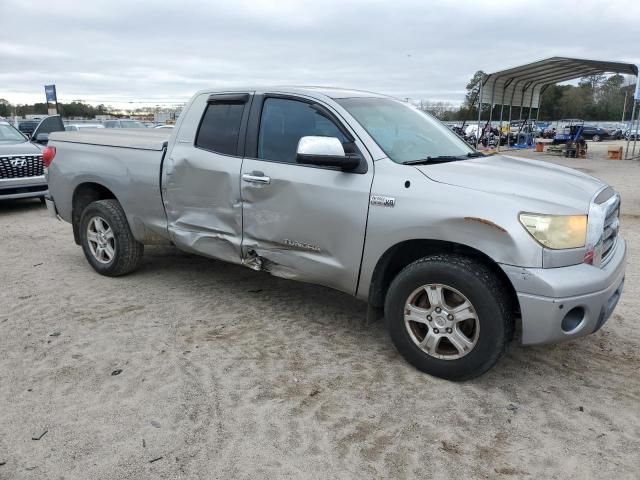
<box><xmin>0</xmin><ymin>116</ymin><xmax>64</xmax><ymax>201</ymax></box>
<box><xmin>579</xmin><ymin>125</ymin><xmax>610</xmax><ymax>142</ymax></box>
<box><xmin>542</xmin><ymin>127</ymin><xmax>557</xmax><ymax>139</ymax></box>
<box><xmin>103</xmin><ymin>119</ymin><xmax>147</xmax><ymax>129</ymax></box>
<box><xmin>45</xmin><ymin>87</ymin><xmax>625</xmax><ymax>380</ymax></box>
<box><xmin>607</xmin><ymin>127</ymin><xmax>624</xmax><ymax>140</ymax></box>
<box><xmin>65</xmin><ymin>124</ymin><xmax>105</xmax><ymax>132</ymax></box>
<box><xmin>624</xmin><ymin>128</ymin><xmax>638</xmax><ymax>140</ymax></box>
<box><xmin>600</xmin><ymin>123</ymin><xmax>624</xmax><ymax>140</ymax></box>
<box><xmin>17</xmin><ymin>119</ymin><xmax>42</xmax><ymax>138</ymax></box>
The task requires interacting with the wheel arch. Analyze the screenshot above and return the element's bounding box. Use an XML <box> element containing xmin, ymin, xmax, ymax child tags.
<box><xmin>71</xmin><ymin>182</ymin><xmax>117</xmax><ymax>244</ymax></box>
<box><xmin>367</xmin><ymin>239</ymin><xmax>520</xmax><ymax>317</ymax></box>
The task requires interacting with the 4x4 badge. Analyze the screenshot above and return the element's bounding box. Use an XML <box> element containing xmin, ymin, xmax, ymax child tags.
<box><xmin>370</xmin><ymin>194</ymin><xmax>396</xmax><ymax>208</ymax></box>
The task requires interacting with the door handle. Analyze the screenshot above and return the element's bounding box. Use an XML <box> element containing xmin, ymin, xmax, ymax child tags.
<box><xmin>242</xmin><ymin>172</ymin><xmax>271</xmax><ymax>184</ymax></box>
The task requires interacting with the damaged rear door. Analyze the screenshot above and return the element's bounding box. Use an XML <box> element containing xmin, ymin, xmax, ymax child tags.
<box><xmin>162</xmin><ymin>92</ymin><xmax>252</xmax><ymax>264</ymax></box>
<box><xmin>240</xmin><ymin>94</ymin><xmax>374</xmax><ymax>294</ymax></box>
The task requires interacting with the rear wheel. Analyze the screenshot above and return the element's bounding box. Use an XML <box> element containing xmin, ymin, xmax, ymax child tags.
<box><xmin>385</xmin><ymin>254</ymin><xmax>513</xmax><ymax>381</ymax></box>
<box><xmin>79</xmin><ymin>199</ymin><xmax>143</xmax><ymax>276</ymax></box>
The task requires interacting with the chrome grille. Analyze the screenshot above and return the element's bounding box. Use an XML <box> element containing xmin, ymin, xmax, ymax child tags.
<box><xmin>601</xmin><ymin>197</ymin><xmax>620</xmax><ymax>263</ymax></box>
<box><xmin>0</xmin><ymin>155</ymin><xmax>44</xmax><ymax>179</ymax></box>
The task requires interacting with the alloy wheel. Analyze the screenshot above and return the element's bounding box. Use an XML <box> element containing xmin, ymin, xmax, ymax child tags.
<box><xmin>86</xmin><ymin>216</ymin><xmax>116</xmax><ymax>264</ymax></box>
<box><xmin>404</xmin><ymin>283</ymin><xmax>480</xmax><ymax>360</ymax></box>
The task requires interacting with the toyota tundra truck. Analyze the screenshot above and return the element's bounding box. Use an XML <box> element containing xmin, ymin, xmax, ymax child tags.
<box><xmin>44</xmin><ymin>87</ymin><xmax>626</xmax><ymax>380</ymax></box>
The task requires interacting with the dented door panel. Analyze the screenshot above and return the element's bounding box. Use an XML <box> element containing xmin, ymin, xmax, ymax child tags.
<box><xmin>240</xmin><ymin>159</ymin><xmax>373</xmax><ymax>294</ymax></box>
<box><xmin>162</xmin><ymin>91</ymin><xmax>248</xmax><ymax>265</ymax></box>
<box><xmin>164</xmin><ymin>147</ymin><xmax>244</xmax><ymax>263</ymax></box>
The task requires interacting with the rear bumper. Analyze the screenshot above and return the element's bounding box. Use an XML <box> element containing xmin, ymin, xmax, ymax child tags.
<box><xmin>501</xmin><ymin>238</ymin><xmax>626</xmax><ymax>345</ymax></box>
<box><xmin>0</xmin><ymin>175</ymin><xmax>48</xmax><ymax>200</ymax></box>
<box><xmin>45</xmin><ymin>195</ymin><xmax>61</xmax><ymax>220</ymax></box>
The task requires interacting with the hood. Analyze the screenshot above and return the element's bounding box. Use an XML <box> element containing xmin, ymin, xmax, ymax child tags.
<box><xmin>414</xmin><ymin>154</ymin><xmax>605</xmax><ymax>213</ymax></box>
<box><xmin>0</xmin><ymin>140</ymin><xmax>43</xmax><ymax>155</ymax></box>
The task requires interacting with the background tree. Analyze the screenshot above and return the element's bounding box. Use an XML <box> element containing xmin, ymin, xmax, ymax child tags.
<box><xmin>0</xmin><ymin>99</ymin><xmax>12</xmax><ymax>117</ymax></box>
<box><xmin>464</xmin><ymin>70</ymin><xmax>486</xmax><ymax>108</ymax></box>
<box><xmin>598</xmin><ymin>74</ymin><xmax>625</xmax><ymax>119</ymax></box>
<box><xmin>461</xmin><ymin>70</ymin><xmax>489</xmax><ymax>120</ymax></box>
<box><xmin>538</xmin><ymin>84</ymin><xmax>570</xmax><ymax>120</ymax></box>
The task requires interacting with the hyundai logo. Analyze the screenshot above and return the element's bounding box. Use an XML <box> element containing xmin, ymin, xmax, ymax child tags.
<box><xmin>10</xmin><ymin>158</ymin><xmax>27</xmax><ymax>168</ymax></box>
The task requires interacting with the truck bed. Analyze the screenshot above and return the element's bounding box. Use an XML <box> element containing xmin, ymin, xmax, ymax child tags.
<box><xmin>47</xmin><ymin>128</ymin><xmax>173</xmax><ymax>245</ymax></box>
<box><xmin>49</xmin><ymin>128</ymin><xmax>171</xmax><ymax>151</ymax></box>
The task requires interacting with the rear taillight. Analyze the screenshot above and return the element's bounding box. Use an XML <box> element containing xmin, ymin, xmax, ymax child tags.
<box><xmin>43</xmin><ymin>146</ymin><xmax>56</xmax><ymax>167</ymax></box>
<box><xmin>583</xmin><ymin>249</ymin><xmax>594</xmax><ymax>265</ymax></box>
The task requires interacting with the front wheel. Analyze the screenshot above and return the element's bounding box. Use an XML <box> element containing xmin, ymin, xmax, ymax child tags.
<box><xmin>384</xmin><ymin>255</ymin><xmax>514</xmax><ymax>381</ymax></box>
<box><xmin>79</xmin><ymin>199</ymin><xmax>144</xmax><ymax>276</ymax></box>
<box><xmin>593</xmin><ymin>135</ymin><xmax>601</xmax><ymax>142</ymax></box>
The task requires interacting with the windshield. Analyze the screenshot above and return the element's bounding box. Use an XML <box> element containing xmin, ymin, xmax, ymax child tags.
<box><xmin>337</xmin><ymin>97</ymin><xmax>474</xmax><ymax>163</ymax></box>
<box><xmin>0</xmin><ymin>123</ymin><xmax>27</xmax><ymax>142</ymax></box>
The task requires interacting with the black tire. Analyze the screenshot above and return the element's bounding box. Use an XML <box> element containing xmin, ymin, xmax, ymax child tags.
<box><xmin>593</xmin><ymin>135</ymin><xmax>601</xmax><ymax>142</ymax></box>
<box><xmin>39</xmin><ymin>196</ymin><xmax>46</xmax><ymax>205</ymax></box>
<box><xmin>79</xmin><ymin>199</ymin><xmax>143</xmax><ymax>276</ymax></box>
<box><xmin>384</xmin><ymin>254</ymin><xmax>513</xmax><ymax>381</ymax></box>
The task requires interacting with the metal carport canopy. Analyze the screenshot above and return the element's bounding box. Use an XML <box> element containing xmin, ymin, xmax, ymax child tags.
<box><xmin>481</xmin><ymin>57</ymin><xmax>639</xmax><ymax>108</ymax></box>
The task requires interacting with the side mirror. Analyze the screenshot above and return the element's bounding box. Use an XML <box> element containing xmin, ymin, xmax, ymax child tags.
<box><xmin>35</xmin><ymin>133</ymin><xmax>49</xmax><ymax>144</ymax></box>
<box><xmin>296</xmin><ymin>136</ymin><xmax>360</xmax><ymax>171</ymax></box>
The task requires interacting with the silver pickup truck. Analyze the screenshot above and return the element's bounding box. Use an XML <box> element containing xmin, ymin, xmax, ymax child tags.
<box><xmin>44</xmin><ymin>87</ymin><xmax>626</xmax><ymax>380</ymax></box>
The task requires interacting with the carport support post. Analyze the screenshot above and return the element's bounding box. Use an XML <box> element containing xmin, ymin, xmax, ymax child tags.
<box><xmin>488</xmin><ymin>104</ymin><xmax>493</xmax><ymax>132</ymax></box>
<box><xmin>525</xmin><ymin>89</ymin><xmax>535</xmax><ymax>147</ymax></box>
<box><xmin>476</xmin><ymin>81</ymin><xmax>483</xmax><ymax>149</ymax></box>
<box><xmin>507</xmin><ymin>104</ymin><xmax>513</xmax><ymax>147</ymax></box>
<box><xmin>626</xmin><ymin>101</ymin><xmax>636</xmax><ymax>159</ymax></box>
<box><xmin>633</xmin><ymin>101</ymin><xmax>639</xmax><ymax>158</ymax></box>
<box><xmin>533</xmin><ymin>107</ymin><xmax>541</xmax><ymax>146</ymax></box>
<box><xmin>497</xmin><ymin>103</ymin><xmax>505</xmax><ymax>152</ymax></box>
<box><xmin>621</xmin><ymin>90</ymin><xmax>628</xmax><ymax>123</ymax></box>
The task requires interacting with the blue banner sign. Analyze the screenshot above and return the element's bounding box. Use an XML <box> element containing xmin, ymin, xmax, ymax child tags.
<box><xmin>44</xmin><ymin>84</ymin><xmax>57</xmax><ymax>103</ymax></box>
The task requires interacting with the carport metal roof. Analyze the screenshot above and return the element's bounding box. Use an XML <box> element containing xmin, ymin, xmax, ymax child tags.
<box><xmin>480</xmin><ymin>56</ymin><xmax>638</xmax><ymax>109</ymax></box>
<box><xmin>474</xmin><ymin>56</ymin><xmax>640</xmax><ymax>158</ymax></box>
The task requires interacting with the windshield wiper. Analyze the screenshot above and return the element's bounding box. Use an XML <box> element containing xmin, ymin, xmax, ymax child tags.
<box><xmin>403</xmin><ymin>152</ymin><xmax>484</xmax><ymax>165</ymax></box>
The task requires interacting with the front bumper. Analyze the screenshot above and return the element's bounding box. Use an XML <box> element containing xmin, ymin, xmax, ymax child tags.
<box><xmin>501</xmin><ymin>238</ymin><xmax>626</xmax><ymax>345</ymax></box>
<box><xmin>0</xmin><ymin>175</ymin><xmax>48</xmax><ymax>200</ymax></box>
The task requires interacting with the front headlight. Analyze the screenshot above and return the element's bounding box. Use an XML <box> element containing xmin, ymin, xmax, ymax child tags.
<box><xmin>519</xmin><ymin>213</ymin><xmax>587</xmax><ymax>249</ymax></box>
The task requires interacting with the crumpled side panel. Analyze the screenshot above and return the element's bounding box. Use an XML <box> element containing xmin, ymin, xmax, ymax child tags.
<box><xmin>163</xmin><ymin>148</ymin><xmax>244</xmax><ymax>265</ymax></box>
<box><xmin>239</xmin><ymin>158</ymin><xmax>373</xmax><ymax>294</ymax></box>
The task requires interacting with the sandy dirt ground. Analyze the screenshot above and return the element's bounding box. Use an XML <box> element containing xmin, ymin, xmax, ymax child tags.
<box><xmin>1</xmin><ymin>142</ymin><xmax>639</xmax><ymax>479</ymax></box>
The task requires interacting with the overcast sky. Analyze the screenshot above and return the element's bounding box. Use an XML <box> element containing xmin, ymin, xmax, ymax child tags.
<box><xmin>1</xmin><ymin>0</ymin><xmax>638</xmax><ymax>107</ymax></box>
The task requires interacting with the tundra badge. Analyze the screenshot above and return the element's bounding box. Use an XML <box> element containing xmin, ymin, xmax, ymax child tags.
<box><xmin>283</xmin><ymin>239</ymin><xmax>321</xmax><ymax>252</ymax></box>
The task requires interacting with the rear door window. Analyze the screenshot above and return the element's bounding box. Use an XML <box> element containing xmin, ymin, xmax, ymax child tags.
<box><xmin>195</xmin><ymin>103</ymin><xmax>245</xmax><ymax>156</ymax></box>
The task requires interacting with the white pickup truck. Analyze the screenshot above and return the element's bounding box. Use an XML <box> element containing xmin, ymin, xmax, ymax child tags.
<box><xmin>44</xmin><ymin>87</ymin><xmax>625</xmax><ymax>380</ymax></box>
